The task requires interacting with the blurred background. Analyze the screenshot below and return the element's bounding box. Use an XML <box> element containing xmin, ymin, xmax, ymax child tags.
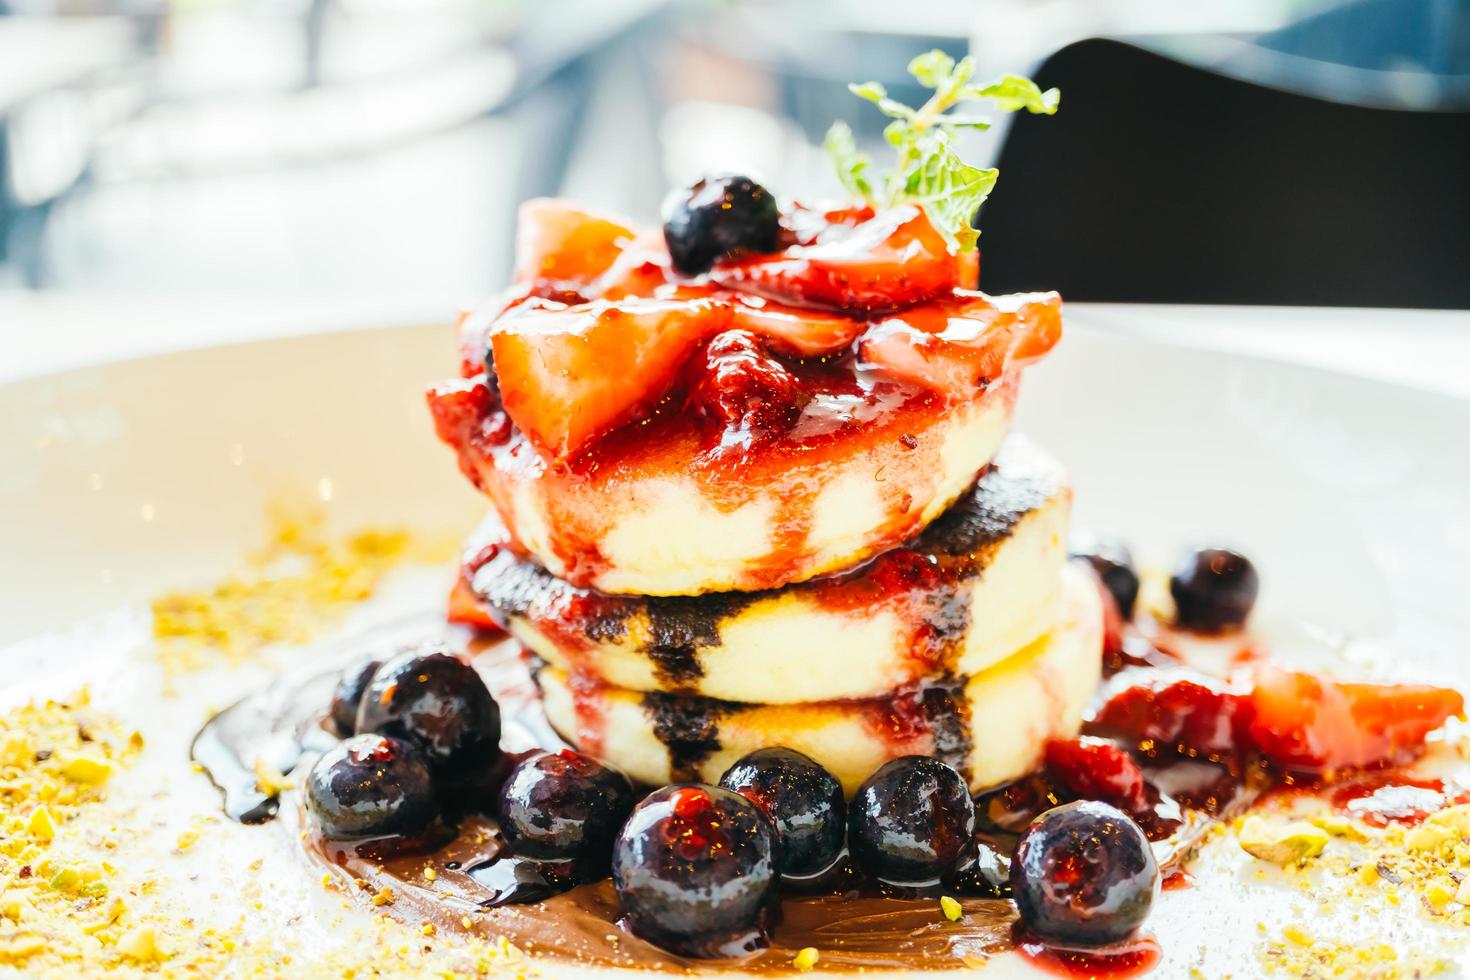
<box><xmin>0</xmin><ymin>0</ymin><xmax>1467</xmax><ymax>315</ymax></box>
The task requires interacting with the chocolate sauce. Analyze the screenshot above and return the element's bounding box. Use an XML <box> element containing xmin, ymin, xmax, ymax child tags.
<box><xmin>190</xmin><ymin>670</ymin><xmax>338</xmax><ymax>823</ymax></box>
<box><xmin>307</xmin><ymin>805</ymin><xmax>1020</xmax><ymax>974</ymax></box>
<box><xmin>192</xmin><ymin>632</ymin><xmax>1269</xmax><ymax>974</ymax></box>
<box><xmin>642</xmin><ymin>691</ymin><xmax>729</xmax><ymax>781</ymax></box>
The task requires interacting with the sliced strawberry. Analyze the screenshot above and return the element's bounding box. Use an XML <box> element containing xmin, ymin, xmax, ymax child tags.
<box><xmin>589</xmin><ymin>228</ymin><xmax>676</xmax><ymax>299</ymax></box>
<box><xmin>489</xmin><ymin>296</ymin><xmax>730</xmax><ymax>459</ymax></box>
<box><xmin>1044</xmin><ymin>736</ymin><xmax>1152</xmax><ymax>815</ymax></box>
<box><xmin>456</xmin><ymin>284</ymin><xmax>590</xmax><ymax>378</ymax></box>
<box><xmin>711</xmin><ymin>205</ymin><xmax>959</xmax><ymax>314</ymax></box>
<box><xmin>726</xmin><ymin>295</ymin><xmax>863</xmax><ymax>356</ymax></box>
<box><xmin>955</xmin><ymin>248</ymin><xmax>980</xmax><ymax>290</ymax></box>
<box><xmin>1248</xmin><ymin>667</ymin><xmax>1464</xmax><ymax>775</ymax></box>
<box><xmin>859</xmin><ymin>290</ymin><xmax>1062</xmax><ymax>399</ymax></box>
<box><xmin>513</xmin><ymin>199</ymin><xmax>635</xmax><ymax>286</ymax></box>
<box><xmin>782</xmin><ymin>202</ymin><xmax>876</xmax><ymax>246</ymax></box>
<box><xmin>1089</xmin><ymin>674</ymin><xmax>1255</xmax><ymax>765</ymax></box>
<box><xmin>446</xmin><ymin>575</ymin><xmax>503</xmax><ymax>631</ymax></box>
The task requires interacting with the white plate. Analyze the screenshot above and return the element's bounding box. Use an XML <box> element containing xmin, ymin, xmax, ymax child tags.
<box><xmin>2</xmin><ymin>313</ymin><xmax>1468</xmax><ymax>976</ymax></box>
<box><xmin>5</xmin><ymin>316</ymin><xmax>1466</xmax><ymax>652</ymax></box>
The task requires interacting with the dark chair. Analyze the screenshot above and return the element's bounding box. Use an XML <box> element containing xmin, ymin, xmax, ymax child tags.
<box><xmin>976</xmin><ymin>37</ymin><xmax>1470</xmax><ymax>308</ymax></box>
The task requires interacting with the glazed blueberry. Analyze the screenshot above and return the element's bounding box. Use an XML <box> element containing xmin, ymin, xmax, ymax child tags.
<box><xmin>1069</xmin><ymin>532</ymin><xmax>1140</xmax><ymax>620</ymax></box>
<box><xmin>720</xmin><ymin>747</ymin><xmax>845</xmax><ymax>877</ymax></box>
<box><xmin>946</xmin><ymin>840</ymin><xmax>1012</xmax><ymax>898</ymax></box>
<box><xmin>663</xmin><ymin>174</ymin><xmax>780</xmax><ymax>275</ymax></box>
<box><xmin>497</xmin><ymin>749</ymin><xmax>634</xmax><ymax>868</ymax></box>
<box><xmin>355</xmin><ymin>647</ymin><xmax>500</xmax><ymax>778</ymax></box>
<box><xmin>1009</xmin><ymin>800</ymin><xmax>1159</xmax><ymax>946</ymax></box>
<box><xmin>848</xmin><ymin>756</ymin><xmax>976</xmax><ymax>886</ymax></box>
<box><xmin>306</xmin><ymin>734</ymin><xmax>436</xmax><ymax>838</ymax></box>
<box><xmin>1169</xmin><ymin>548</ymin><xmax>1259</xmax><ymax>633</ymax></box>
<box><xmin>329</xmin><ymin>658</ymin><xmax>382</xmax><ymax>737</ymax></box>
<box><xmin>612</xmin><ymin>784</ymin><xmax>780</xmax><ymax>957</ymax></box>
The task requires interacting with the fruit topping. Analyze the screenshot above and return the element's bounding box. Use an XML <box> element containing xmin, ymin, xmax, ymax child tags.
<box><xmin>1088</xmin><ymin>674</ymin><xmax>1253</xmax><ymax>766</ymax></box>
<box><xmin>1043</xmin><ymin>738</ymin><xmax>1151</xmax><ymax>817</ymax></box>
<box><xmin>725</xmin><ymin>295</ymin><xmax>864</xmax><ymax>356</ymax></box>
<box><xmin>488</xmin><ymin>295</ymin><xmax>725</xmax><ymax>459</ymax></box>
<box><xmin>848</xmin><ymin>756</ymin><xmax>975</xmax><ymax>887</ymax></box>
<box><xmin>1247</xmin><ymin>666</ymin><xmax>1464</xmax><ymax>775</ymax></box>
<box><xmin>446</xmin><ymin>575</ymin><xmax>501</xmax><ymax>631</ymax></box>
<box><xmin>355</xmin><ymin>647</ymin><xmax>501</xmax><ymax>779</ymax></box>
<box><xmin>859</xmin><ymin>290</ymin><xmax>1061</xmax><ymax>400</ymax></box>
<box><xmin>1169</xmin><ymin>547</ymin><xmax>1259</xmax><ymax>633</ymax></box>
<box><xmin>663</xmin><ymin>175</ymin><xmax>780</xmax><ymax>275</ymax></box>
<box><xmin>1070</xmin><ymin>533</ymin><xmax>1140</xmax><ymax>620</ymax></box>
<box><xmin>611</xmin><ymin>784</ymin><xmax>780</xmax><ymax>957</ymax></box>
<box><xmin>513</xmin><ymin>198</ymin><xmax>635</xmax><ymax>286</ymax></box>
<box><xmin>306</xmin><ymin>734</ymin><xmax>437</xmax><ymax>839</ymax></box>
<box><xmin>329</xmin><ymin>658</ymin><xmax>382</xmax><ymax>737</ymax></box>
<box><xmin>689</xmin><ymin>330</ymin><xmax>805</xmax><ymax>456</ymax></box>
<box><xmin>711</xmin><ymin>205</ymin><xmax>958</xmax><ymax>314</ymax></box>
<box><xmin>1009</xmin><ymin>800</ymin><xmax>1158</xmax><ymax>947</ymax></box>
<box><xmin>1091</xmin><ymin>668</ymin><xmax>1463</xmax><ymax>776</ymax></box>
<box><xmin>719</xmin><ymin>747</ymin><xmax>846</xmax><ymax>878</ymax></box>
<box><xmin>496</xmin><ymin>749</ymin><xmax>634</xmax><ymax>869</ymax></box>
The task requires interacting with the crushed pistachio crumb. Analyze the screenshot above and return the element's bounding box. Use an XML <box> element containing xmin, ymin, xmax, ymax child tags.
<box><xmin>794</xmin><ymin>946</ymin><xmax>820</xmax><ymax>972</ymax></box>
<box><xmin>151</xmin><ymin>507</ymin><xmax>451</xmax><ymax>672</ymax></box>
<box><xmin>1238</xmin><ymin>815</ymin><xmax>1329</xmax><ymax>865</ymax></box>
<box><xmin>939</xmin><ymin>895</ymin><xmax>963</xmax><ymax>922</ymax></box>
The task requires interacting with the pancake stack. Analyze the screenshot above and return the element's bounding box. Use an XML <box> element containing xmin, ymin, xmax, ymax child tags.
<box><xmin>430</xmin><ymin>199</ymin><xmax>1102</xmax><ymax>795</ymax></box>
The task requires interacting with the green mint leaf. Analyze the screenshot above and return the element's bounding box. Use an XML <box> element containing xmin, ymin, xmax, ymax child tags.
<box><xmin>822</xmin><ymin>122</ymin><xmax>875</xmax><ymax>200</ymax></box>
<box><xmin>898</xmin><ymin>131</ymin><xmax>996</xmax><ymax>252</ymax></box>
<box><xmin>830</xmin><ymin>49</ymin><xmax>1057</xmax><ymax>249</ymax></box>
<box><xmin>966</xmin><ymin>74</ymin><xmax>1060</xmax><ymax>114</ymax></box>
<box><xmin>847</xmin><ymin>81</ymin><xmax>888</xmax><ymax>103</ymax></box>
<box><xmin>934</xmin><ymin>112</ymin><xmax>993</xmax><ymax>129</ymax></box>
<box><xmin>907</xmin><ymin>50</ymin><xmax>956</xmax><ymax>89</ymax></box>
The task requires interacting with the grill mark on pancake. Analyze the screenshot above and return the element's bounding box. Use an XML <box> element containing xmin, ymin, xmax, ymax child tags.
<box><xmin>922</xmin><ymin>675</ymin><xmax>974</xmax><ymax>779</ymax></box>
<box><xmin>641</xmin><ymin>692</ymin><xmax>728</xmax><ymax>781</ymax></box>
<box><xmin>901</xmin><ymin>447</ymin><xmax>1061</xmax><ymax>675</ymax></box>
<box><xmin>472</xmin><ymin>551</ymin><xmax>632</xmax><ymax>647</ymax></box>
<box><xmin>641</xmin><ymin>594</ymin><xmax>753</xmax><ymax>690</ymax></box>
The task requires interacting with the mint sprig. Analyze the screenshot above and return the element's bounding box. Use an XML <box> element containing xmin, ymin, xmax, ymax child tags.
<box><xmin>824</xmin><ymin>50</ymin><xmax>1059</xmax><ymax>251</ymax></box>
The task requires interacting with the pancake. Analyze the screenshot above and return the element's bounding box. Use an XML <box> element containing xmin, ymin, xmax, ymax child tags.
<box><xmin>470</xmin><ymin>435</ymin><xmax>1069</xmax><ymax>704</ymax></box>
<box><xmin>536</xmin><ymin>562</ymin><xmax>1103</xmax><ymax>795</ymax></box>
<box><xmin>429</xmin><ymin>367</ymin><xmax>1019</xmax><ymax>597</ymax></box>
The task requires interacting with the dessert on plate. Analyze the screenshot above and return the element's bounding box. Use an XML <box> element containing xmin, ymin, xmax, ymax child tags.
<box><xmin>159</xmin><ymin>51</ymin><xmax>1468</xmax><ymax>976</ymax></box>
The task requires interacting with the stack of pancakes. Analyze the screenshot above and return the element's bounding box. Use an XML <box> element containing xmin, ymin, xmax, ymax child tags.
<box><xmin>429</xmin><ymin>206</ymin><xmax>1102</xmax><ymax>797</ymax></box>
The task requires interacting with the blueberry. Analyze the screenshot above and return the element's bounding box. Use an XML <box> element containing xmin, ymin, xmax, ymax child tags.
<box><xmin>1169</xmin><ymin>548</ymin><xmax>1258</xmax><ymax>632</ymax></box>
<box><xmin>329</xmin><ymin>658</ymin><xmax>382</xmax><ymax>737</ymax></box>
<box><xmin>663</xmin><ymin>175</ymin><xmax>780</xmax><ymax>275</ymax></box>
<box><xmin>497</xmin><ymin>749</ymin><xmax>634</xmax><ymax>868</ymax></box>
<box><xmin>946</xmin><ymin>840</ymin><xmax>1012</xmax><ymax>898</ymax></box>
<box><xmin>1009</xmin><ymin>800</ymin><xmax>1158</xmax><ymax>946</ymax></box>
<box><xmin>612</xmin><ymin>784</ymin><xmax>780</xmax><ymax>957</ymax></box>
<box><xmin>355</xmin><ymin>647</ymin><xmax>500</xmax><ymax>778</ymax></box>
<box><xmin>720</xmin><ymin>747</ymin><xmax>845</xmax><ymax>877</ymax></box>
<box><xmin>848</xmin><ymin>756</ymin><xmax>976</xmax><ymax>886</ymax></box>
<box><xmin>306</xmin><ymin>734</ymin><xmax>436</xmax><ymax>838</ymax></box>
<box><xmin>1069</xmin><ymin>532</ymin><xmax>1140</xmax><ymax>620</ymax></box>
